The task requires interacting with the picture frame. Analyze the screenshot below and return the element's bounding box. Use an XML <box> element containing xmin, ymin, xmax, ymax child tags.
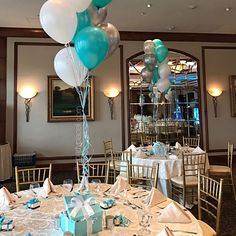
<box><xmin>229</xmin><ymin>75</ymin><xmax>236</xmax><ymax>117</ymax></box>
<box><xmin>48</xmin><ymin>75</ymin><xmax>95</xmax><ymax>122</ymax></box>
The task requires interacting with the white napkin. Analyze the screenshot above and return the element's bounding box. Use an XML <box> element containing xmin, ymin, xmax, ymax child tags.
<box><xmin>109</xmin><ymin>176</ymin><xmax>131</xmax><ymax>195</ymax></box>
<box><xmin>43</xmin><ymin>178</ymin><xmax>56</xmax><ymax>195</ymax></box>
<box><xmin>0</xmin><ymin>187</ymin><xmax>15</xmax><ymax>206</ymax></box>
<box><xmin>159</xmin><ymin>202</ymin><xmax>191</xmax><ymax>223</ymax></box>
<box><xmin>192</xmin><ymin>146</ymin><xmax>205</xmax><ymax>154</ymax></box>
<box><xmin>175</xmin><ymin>142</ymin><xmax>182</xmax><ymax>149</ymax></box>
<box><xmin>143</xmin><ymin>187</ymin><xmax>167</xmax><ymax>208</ymax></box>
<box><xmin>126</xmin><ymin>144</ymin><xmax>137</xmax><ymax>152</ymax></box>
<box><xmin>157</xmin><ymin>226</ymin><xmax>174</xmax><ymax>236</ymax></box>
<box><xmin>135</xmin><ymin>149</ymin><xmax>147</xmax><ymax>158</ymax></box>
<box><xmin>168</xmin><ymin>154</ymin><xmax>178</xmax><ymax>160</ymax></box>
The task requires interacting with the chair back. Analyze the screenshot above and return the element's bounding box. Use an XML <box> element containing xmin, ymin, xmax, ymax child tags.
<box><xmin>15</xmin><ymin>164</ymin><xmax>52</xmax><ymax>192</ymax></box>
<box><xmin>128</xmin><ymin>163</ymin><xmax>159</xmax><ymax>190</ymax></box>
<box><xmin>182</xmin><ymin>136</ymin><xmax>200</xmax><ymax>147</ymax></box>
<box><xmin>198</xmin><ymin>172</ymin><xmax>223</xmax><ymax>235</ymax></box>
<box><xmin>76</xmin><ymin>160</ymin><xmax>110</xmax><ymax>184</ymax></box>
<box><xmin>141</xmin><ymin>134</ymin><xmax>157</xmax><ymax>146</ymax></box>
<box><xmin>103</xmin><ymin>139</ymin><xmax>113</xmax><ymax>161</ymax></box>
<box><xmin>227</xmin><ymin>142</ymin><xmax>234</xmax><ymax>169</ymax></box>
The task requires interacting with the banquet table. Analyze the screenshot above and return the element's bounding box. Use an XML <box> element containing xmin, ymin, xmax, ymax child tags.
<box><xmin>131</xmin><ymin>146</ymin><xmax>209</xmax><ymax>197</ymax></box>
<box><xmin>0</xmin><ymin>184</ymin><xmax>208</xmax><ymax>236</ymax></box>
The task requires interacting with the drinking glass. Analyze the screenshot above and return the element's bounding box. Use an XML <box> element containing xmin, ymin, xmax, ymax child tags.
<box><xmin>62</xmin><ymin>179</ymin><xmax>73</xmax><ymax>192</ymax></box>
<box><xmin>91</xmin><ymin>179</ymin><xmax>101</xmax><ymax>195</ymax></box>
<box><xmin>29</xmin><ymin>183</ymin><xmax>40</xmax><ymax>195</ymax></box>
<box><xmin>137</xmin><ymin>208</ymin><xmax>152</xmax><ymax>236</ymax></box>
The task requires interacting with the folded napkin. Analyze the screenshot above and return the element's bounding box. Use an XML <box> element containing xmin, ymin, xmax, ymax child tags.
<box><xmin>143</xmin><ymin>187</ymin><xmax>167</xmax><ymax>208</ymax></box>
<box><xmin>157</xmin><ymin>226</ymin><xmax>174</xmax><ymax>236</ymax></box>
<box><xmin>126</xmin><ymin>144</ymin><xmax>137</xmax><ymax>152</ymax></box>
<box><xmin>43</xmin><ymin>178</ymin><xmax>56</xmax><ymax>196</ymax></box>
<box><xmin>192</xmin><ymin>146</ymin><xmax>205</xmax><ymax>154</ymax></box>
<box><xmin>0</xmin><ymin>187</ymin><xmax>15</xmax><ymax>206</ymax></box>
<box><xmin>158</xmin><ymin>202</ymin><xmax>191</xmax><ymax>223</ymax></box>
<box><xmin>135</xmin><ymin>149</ymin><xmax>147</xmax><ymax>159</ymax></box>
<box><xmin>109</xmin><ymin>176</ymin><xmax>131</xmax><ymax>195</ymax></box>
<box><xmin>175</xmin><ymin>142</ymin><xmax>182</xmax><ymax>149</ymax></box>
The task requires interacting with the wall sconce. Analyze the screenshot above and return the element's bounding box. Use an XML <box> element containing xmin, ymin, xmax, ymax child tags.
<box><xmin>18</xmin><ymin>86</ymin><xmax>38</xmax><ymax>122</ymax></box>
<box><xmin>208</xmin><ymin>88</ymin><xmax>223</xmax><ymax>118</ymax></box>
<box><xmin>104</xmin><ymin>88</ymin><xmax>120</xmax><ymax>120</ymax></box>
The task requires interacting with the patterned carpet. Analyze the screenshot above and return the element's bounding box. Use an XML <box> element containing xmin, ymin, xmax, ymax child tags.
<box><xmin>1</xmin><ymin>170</ymin><xmax>236</xmax><ymax>236</ymax></box>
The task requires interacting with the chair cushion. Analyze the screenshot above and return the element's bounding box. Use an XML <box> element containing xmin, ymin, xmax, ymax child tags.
<box><xmin>171</xmin><ymin>176</ymin><xmax>198</xmax><ymax>187</ymax></box>
<box><xmin>209</xmin><ymin>165</ymin><xmax>230</xmax><ymax>174</ymax></box>
<box><xmin>198</xmin><ymin>220</ymin><xmax>216</xmax><ymax>236</ymax></box>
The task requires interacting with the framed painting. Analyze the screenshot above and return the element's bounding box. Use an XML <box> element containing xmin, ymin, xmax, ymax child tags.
<box><xmin>229</xmin><ymin>75</ymin><xmax>236</xmax><ymax>117</ymax></box>
<box><xmin>48</xmin><ymin>76</ymin><xmax>95</xmax><ymax>122</ymax></box>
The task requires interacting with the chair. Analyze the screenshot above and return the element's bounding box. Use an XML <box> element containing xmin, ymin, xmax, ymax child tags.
<box><xmin>76</xmin><ymin>160</ymin><xmax>110</xmax><ymax>184</ymax></box>
<box><xmin>128</xmin><ymin>163</ymin><xmax>159</xmax><ymax>190</ymax></box>
<box><xmin>140</xmin><ymin>134</ymin><xmax>157</xmax><ymax>146</ymax></box>
<box><xmin>15</xmin><ymin>164</ymin><xmax>52</xmax><ymax>192</ymax></box>
<box><xmin>182</xmin><ymin>135</ymin><xmax>200</xmax><ymax>147</ymax></box>
<box><xmin>171</xmin><ymin>152</ymin><xmax>207</xmax><ymax>207</ymax></box>
<box><xmin>198</xmin><ymin>172</ymin><xmax>223</xmax><ymax>236</ymax></box>
<box><xmin>103</xmin><ymin>139</ymin><xmax>113</xmax><ymax>161</ymax></box>
<box><xmin>209</xmin><ymin>142</ymin><xmax>236</xmax><ymax>200</ymax></box>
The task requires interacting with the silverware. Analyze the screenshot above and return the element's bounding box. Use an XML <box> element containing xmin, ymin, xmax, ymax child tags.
<box><xmin>104</xmin><ymin>187</ymin><xmax>111</xmax><ymax>193</ymax></box>
<box><xmin>31</xmin><ymin>189</ymin><xmax>37</xmax><ymax>195</ymax></box>
<box><xmin>131</xmin><ymin>190</ymin><xmax>146</xmax><ymax>195</ymax></box>
<box><xmin>13</xmin><ymin>192</ymin><xmax>21</xmax><ymax>198</ymax></box>
<box><xmin>133</xmin><ymin>194</ymin><xmax>149</xmax><ymax>199</ymax></box>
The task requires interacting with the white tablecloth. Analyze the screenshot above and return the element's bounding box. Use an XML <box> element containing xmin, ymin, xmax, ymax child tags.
<box><xmin>0</xmin><ymin>184</ymin><xmax>206</xmax><ymax>236</ymax></box>
<box><xmin>0</xmin><ymin>143</ymin><xmax>12</xmax><ymax>181</ymax></box>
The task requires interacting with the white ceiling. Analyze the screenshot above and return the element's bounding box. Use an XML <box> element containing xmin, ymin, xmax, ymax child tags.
<box><xmin>1</xmin><ymin>0</ymin><xmax>236</xmax><ymax>34</ymax></box>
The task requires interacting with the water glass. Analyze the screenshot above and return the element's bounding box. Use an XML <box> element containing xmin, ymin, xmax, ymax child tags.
<box><xmin>29</xmin><ymin>183</ymin><xmax>40</xmax><ymax>195</ymax></box>
<box><xmin>62</xmin><ymin>179</ymin><xmax>73</xmax><ymax>192</ymax></box>
<box><xmin>91</xmin><ymin>179</ymin><xmax>101</xmax><ymax>195</ymax></box>
<box><xmin>137</xmin><ymin>208</ymin><xmax>152</xmax><ymax>236</ymax></box>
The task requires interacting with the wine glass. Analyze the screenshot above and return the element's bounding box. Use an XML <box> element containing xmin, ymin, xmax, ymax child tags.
<box><xmin>29</xmin><ymin>183</ymin><xmax>40</xmax><ymax>195</ymax></box>
<box><xmin>91</xmin><ymin>179</ymin><xmax>101</xmax><ymax>195</ymax></box>
<box><xmin>62</xmin><ymin>179</ymin><xmax>73</xmax><ymax>192</ymax></box>
<box><xmin>137</xmin><ymin>208</ymin><xmax>152</xmax><ymax>236</ymax></box>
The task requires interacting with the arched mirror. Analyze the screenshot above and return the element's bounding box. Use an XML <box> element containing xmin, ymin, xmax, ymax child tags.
<box><xmin>127</xmin><ymin>49</ymin><xmax>201</xmax><ymax>146</ymax></box>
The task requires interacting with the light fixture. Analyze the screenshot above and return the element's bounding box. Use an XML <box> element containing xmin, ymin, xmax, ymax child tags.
<box><xmin>225</xmin><ymin>7</ymin><xmax>231</xmax><ymax>12</ymax></box>
<box><xmin>104</xmin><ymin>88</ymin><xmax>120</xmax><ymax>120</ymax></box>
<box><xmin>147</xmin><ymin>3</ymin><xmax>152</xmax><ymax>8</ymax></box>
<box><xmin>18</xmin><ymin>86</ymin><xmax>38</xmax><ymax>122</ymax></box>
<box><xmin>208</xmin><ymin>88</ymin><xmax>223</xmax><ymax>118</ymax></box>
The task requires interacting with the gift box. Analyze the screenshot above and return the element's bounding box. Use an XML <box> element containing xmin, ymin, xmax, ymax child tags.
<box><xmin>60</xmin><ymin>193</ymin><xmax>103</xmax><ymax>236</ymax></box>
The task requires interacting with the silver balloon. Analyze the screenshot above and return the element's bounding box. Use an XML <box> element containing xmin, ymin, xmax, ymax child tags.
<box><xmin>144</xmin><ymin>53</ymin><xmax>156</xmax><ymax>71</ymax></box>
<box><xmin>88</xmin><ymin>4</ymin><xmax>107</xmax><ymax>25</ymax></box>
<box><xmin>141</xmin><ymin>67</ymin><xmax>153</xmax><ymax>83</ymax></box>
<box><xmin>144</xmin><ymin>40</ymin><xmax>155</xmax><ymax>54</ymax></box>
<box><xmin>99</xmin><ymin>23</ymin><xmax>120</xmax><ymax>57</ymax></box>
<box><xmin>156</xmin><ymin>78</ymin><xmax>171</xmax><ymax>93</ymax></box>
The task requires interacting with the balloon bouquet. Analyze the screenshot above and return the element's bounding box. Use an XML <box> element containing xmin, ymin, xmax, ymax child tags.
<box><xmin>39</xmin><ymin>0</ymin><xmax>120</xmax><ymax>192</ymax></box>
<box><xmin>142</xmin><ymin>39</ymin><xmax>172</xmax><ymax>102</ymax></box>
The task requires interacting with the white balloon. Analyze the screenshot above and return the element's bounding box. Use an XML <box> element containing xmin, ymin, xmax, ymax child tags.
<box><xmin>158</xmin><ymin>63</ymin><xmax>171</xmax><ymax>78</ymax></box>
<box><xmin>67</xmin><ymin>0</ymin><xmax>92</xmax><ymax>12</ymax></box>
<box><xmin>54</xmin><ymin>47</ymin><xmax>88</xmax><ymax>87</ymax></box>
<box><xmin>40</xmin><ymin>0</ymin><xmax>77</xmax><ymax>44</ymax></box>
<box><xmin>156</xmin><ymin>78</ymin><xmax>171</xmax><ymax>93</ymax></box>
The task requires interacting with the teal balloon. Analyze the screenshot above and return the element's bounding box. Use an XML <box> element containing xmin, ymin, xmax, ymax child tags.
<box><xmin>153</xmin><ymin>39</ymin><xmax>163</xmax><ymax>47</ymax></box>
<box><xmin>165</xmin><ymin>88</ymin><xmax>171</xmax><ymax>95</ymax></box>
<box><xmin>155</xmin><ymin>45</ymin><xmax>169</xmax><ymax>63</ymax></box>
<box><xmin>74</xmin><ymin>26</ymin><xmax>109</xmax><ymax>70</ymax></box>
<box><xmin>152</xmin><ymin>67</ymin><xmax>160</xmax><ymax>83</ymax></box>
<box><xmin>72</xmin><ymin>11</ymin><xmax>91</xmax><ymax>42</ymax></box>
<box><xmin>92</xmin><ymin>0</ymin><xmax>112</xmax><ymax>8</ymax></box>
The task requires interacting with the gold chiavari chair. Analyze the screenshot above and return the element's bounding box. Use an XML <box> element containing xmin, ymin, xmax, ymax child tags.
<box><xmin>15</xmin><ymin>164</ymin><xmax>52</xmax><ymax>192</ymax></box>
<box><xmin>128</xmin><ymin>163</ymin><xmax>159</xmax><ymax>190</ymax></box>
<box><xmin>140</xmin><ymin>134</ymin><xmax>157</xmax><ymax>146</ymax></box>
<box><xmin>103</xmin><ymin>139</ymin><xmax>113</xmax><ymax>162</ymax></box>
<box><xmin>198</xmin><ymin>172</ymin><xmax>223</xmax><ymax>236</ymax></box>
<box><xmin>209</xmin><ymin>142</ymin><xmax>236</xmax><ymax>200</ymax></box>
<box><xmin>182</xmin><ymin>136</ymin><xmax>200</xmax><ymax>147</ymax></box>
<box><xmin>171</xmin><ymin>152</ymin><xmax>207</xmax><ymax>207</ymax></box>
<box><xmin>76</xmin><ymin>160</ymin><xmax>110</xmax><ymax>184</ymax></box>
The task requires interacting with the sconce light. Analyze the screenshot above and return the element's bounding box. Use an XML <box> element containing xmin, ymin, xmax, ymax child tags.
<box><xmin>18</xmin><ymin>86</ymin><xmax>38</xmax><ymax>122</ymax></box>
<box><xmin>208</xmin><ymin>88</ymin><xmax>223</xmax><ymax>118</ymax></box>
<box><xmin>104</xmin><ymin>88</ymin><xmax>120</xmax><ymax>120</ymax></box>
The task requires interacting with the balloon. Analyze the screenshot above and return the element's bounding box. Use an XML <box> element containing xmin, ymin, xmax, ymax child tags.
<box><xmin>67</xmin><ymin>0</ymin><xmax>92</xmax><ymax>12</ymax></box>
<box><xmin>39</xmin><ymin>0</ymin><xmax>77</xmax><ymax>44</ymax></box>
<box><xmin>156</xmin><ymin>78</ymin><xmax>171</xmax><ymax>93</ymax></box>
<box><xmin>88</xmin><ymin>4</ymin><xmax>107</xmax><ymax>25</ymax></box>
<box><xmin>92</xmin><ymin>0</ymin><xmax>112</xmax><ymax>8</ymax></box>
<box><xmin>155</xmin><ymin>45</ymin><xmax>169</xmax><ymax>63</ymax></box>
<box><xmin>153</xmin><ymin>39</ymin><xmax>163</xmax><ymax>47</ymax></box>
<box><xmin>54</xmin><ymin>47</ymin><xmax>88</xmax><ymax>87</ymax></box>
<box><xmin>152</xmin><ymin>67</ymin><xmax>160</xmax><ymax>83</ymax></box>
<box><xmin>144</xmin><ymin>54</ymin><xmax>156</xmax><ymax>71</ymax></box>
<box><xmin>72</xmin><ymin>11</ymin><xmax>91</xmax><ymax>42</ymax></box>
<box><xmin>141</xmin><ymin>67</ymin><xmax>153</xmax><ymax>83</ymax></box>
<box><xmin>74</xmin><ymin>26</ymin><xmax>109</xmax><ymax>70</ymax></box>
<box><xmin>99</xmin><ymin>23</ymin><xmax>120</xmax><ymax>57</ymax></box>
<box><xmin>144</xmin><ymin>40</ymin><xmax>155</xmax><ymax>54</ymax></box>
<box><xmin>158</xmin><ymin>63</ymin><xmax>171</xmax><ymax>78</ymax></box>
